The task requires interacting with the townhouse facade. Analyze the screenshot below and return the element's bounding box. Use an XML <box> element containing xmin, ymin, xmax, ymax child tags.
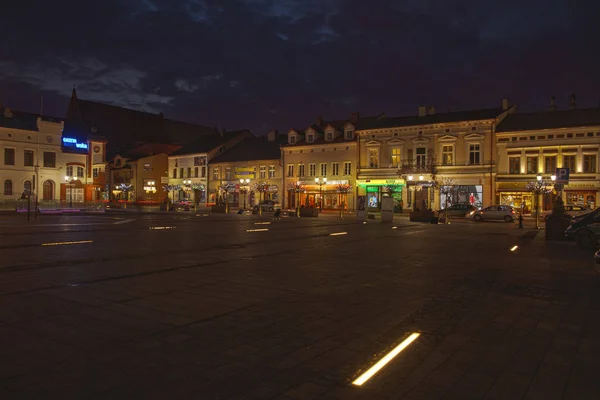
<box><xmin>168</xmin><ymin>129</ymin><xmax>253</xmax><ymax>206</ymax></box>
<box><xmin>495</xmin><ymin>105</ymin><xmax>600</xmax><ymax>213</ymax></box>
<box><xmin>208</xmin><ymin>131</ymin><xmax>285</xmax><ymax>208</ymax></box>
<box><xmin>355</xmin><ymin>100</ymin><xmax>514</xmax><ymax>211</ymax></box>
<box><xmin>281</xmin><ymin>113</ymin><xmax>374</xmax><ymax>211</ymax></box>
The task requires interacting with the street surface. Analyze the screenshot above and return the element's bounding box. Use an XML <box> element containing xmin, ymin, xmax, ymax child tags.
<box><xmin>0</xmin><ymin>212</ymin><xmax>598</xmax><ymax>399</ymax></box>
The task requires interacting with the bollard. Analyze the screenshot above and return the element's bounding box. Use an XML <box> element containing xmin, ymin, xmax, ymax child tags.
<box><xmin>518</xmin><ymin>214</ymin><xmax>524</xmax><ymax>229</ymax></box>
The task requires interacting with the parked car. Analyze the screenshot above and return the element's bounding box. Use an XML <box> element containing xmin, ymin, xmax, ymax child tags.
<box><xmin>173</xmin><ymin>200</ymin><xmax>191</xmax><ymax>212</ymax></box>
<box><xmin>470</xmin><ymin>205</ymin><xmax>518</xmax><ymax>222</ymax></box>
<box><xmin>436</xmin><ymin>203</ymin><xmax>477</xmax><ymax>219</ymax></box>
<box><xmin>253</xmin><ymin>200</ymin><xmax>280</xmax><ymax>212</ymax></box>
<box><xmin>539</xmin><ymin>205</ymin><xmax>589</xmax><ymax>221</ymax></box>
<box><xmin>565</xmin><ymin>208</ymin><xmax>600</xmax><ymax>248</ymax></box>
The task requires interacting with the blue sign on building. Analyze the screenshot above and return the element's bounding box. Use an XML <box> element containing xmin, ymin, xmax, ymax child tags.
<box><xmin>555</xmin><ymin>167</ymin><xmax>570</xmax><ymax>184</ymax></box>
<box><xmin>62</xmin><ymin>137</ymin><xmax>88</xmax><ymax>151</ymax></box>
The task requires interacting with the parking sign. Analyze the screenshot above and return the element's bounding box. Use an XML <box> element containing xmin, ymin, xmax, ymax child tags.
<box><xmin>555</xmin><ymin>168</ymin><xmax>569</xmax><ymax>184</ymax></box>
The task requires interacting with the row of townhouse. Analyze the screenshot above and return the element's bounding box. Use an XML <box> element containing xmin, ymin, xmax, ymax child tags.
<box><xmin>280</xmin><ymin>97</ymin><xmax>599</xmax><ymax>213</ymax></box>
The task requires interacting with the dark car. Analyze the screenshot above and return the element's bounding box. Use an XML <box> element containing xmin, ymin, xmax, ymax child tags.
<box><xmin>565</xmin><ymin>208</ymin><xmax>600</xmax><ymax>247</ymax></box>
<box><xmin>437</xmin><ymin>203</ymin><xmax>477</xmax><ymax>219</ymax></box>
<box><xmin>253</xmin><ymin>200</ymin><xmax>279</xmax><ymax>212</ymax></box>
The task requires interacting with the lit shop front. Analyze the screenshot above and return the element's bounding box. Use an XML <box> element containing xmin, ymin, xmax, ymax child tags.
<box><xmin>564</xmin><ymin>186</ymin><xmax>597</xmax><ymax>209</ymax></box>
<box><xmin>440</xmin><ymin>185</ymin><xmax>484</xmax><ymax>209</ymax></box>
<box><xmin>298</xmin><ymin>179</ymin><xmax>353</xmax><ymax>210</ymax></box>
<box><xmin>356</xmin><ymin>179</ymin><xmax>405</xmax><ymax>211</ymax></box>
<box><xmin>497</xmin><ymin>182</ymin><xmax>551</xmax><ymax>214</ymax></box>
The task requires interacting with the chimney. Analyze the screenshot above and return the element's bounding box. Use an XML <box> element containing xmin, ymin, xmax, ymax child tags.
<box><xmin>427</xmin><ymin>106</ymin><xmax>435</xmax><ymax>115</ymax></box>
<box><xmin>549</xmin><ymin>96</ymin><xmax>556</xmax><ymax>111</ymax></box>
<box><xmin>418</xmin><ymin>106</ymin><xmax>427</xmax><ymax>117</ymax></box>
<box><xmin>350</xmin><ymin>112</ymin><xmax>359</xmax><ymax>123</ymax></box>
<box><xmin>267</xmin><ymin>130</ymin><xmax>277</xmax><ymax>142</ymax></box>
<box><xmin>316</xmin><ymin>115</ymin><xmax>323</xmax><ymax>127</ymax></box>
<box><xmin>501</xmin><ymin>98</ymin><xmax>509</xmax><ymax>111</ymax></box>
<box><xmin>570</xmin><ymin>93</ymin><xmax>576</xmax><ymax>110</ymax></box>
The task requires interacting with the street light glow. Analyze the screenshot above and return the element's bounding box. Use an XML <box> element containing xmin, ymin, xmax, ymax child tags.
<box><xmin>407</xmin><ymin>175</ymin><xmax>413</xmax><ymax>181</ymax></box>
<box><xmin>418</xmin><ymin>175</ymin><xmax>424</xmax><ymax>181</ymax></box>
<box><xmin>41</xmin><ymin>240</ymin><xmax>93</xmax><ymax>246</ymax></box>
<box><xmin>352</xmin><ymin>332</ymin><xmax>420</xmax><ymax>386</ymax></box>
<box><xmin>536</xmin><ymin>174</ymin><xmax>542</xmax><ymax>181</ymax></box>
<box><xmin>551</xmin><ymin>175</ymin><xmax>556</xmax><ymax>181</ymax></box>
<box><xmin>510</xmin><ymin>245</ymin><xmax>518</xmax><ymax>251</ymax></box>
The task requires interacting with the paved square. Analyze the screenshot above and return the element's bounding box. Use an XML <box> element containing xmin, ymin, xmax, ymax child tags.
<box><xmin>0</xmin><ymin>213</ymin><xmax>598</xmax><ymax>399</ymax></box>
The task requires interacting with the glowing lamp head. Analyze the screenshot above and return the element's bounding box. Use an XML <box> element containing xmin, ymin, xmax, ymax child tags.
<box><xmin>323</xmin><ymin>177</ymin><xmax>327</xmax><ymax>182</ymax></box>
<box><xmin>315</xmin><ymin>177</ymin><xmax>320</xmax><ymax>183</ymax></box>
<box><xmin>536</xmin><ymin>174</ymin><xmax>542</xmax><ymax>181</ymax></box>
<box><xmin>64</xmin><ymin>176</ymin><xmax>69</xmax><ymax>182</ymax></box>
<box><xmin>407</xmin><ymin>175</ymin><xmax>413</xmax><ymax>181</ymax></box>
<box><xmin>419</xmin><ymin>175</ymin><xmax>424</xmax><ymax>181</ymax></box>
<box><xmin>551</xmin><ymin>175</ymin><xmax>556</xmax><ymax>181</ymax></box>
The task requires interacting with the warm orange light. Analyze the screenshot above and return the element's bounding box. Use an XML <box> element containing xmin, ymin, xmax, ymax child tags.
<box><xmin>41</xmin><ymin>240</ymin><xmax>93</xmax><ymax>246</ymax></box>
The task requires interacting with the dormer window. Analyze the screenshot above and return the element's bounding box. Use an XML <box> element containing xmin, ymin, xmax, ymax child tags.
<box><xmin>326</xmin><ymin>131</ymin><xmax>333</xmax><ymax>141</ymax></box>
<box><xmin>307</xmin><ymin>133</ymin><xmax>314</xmax><ymax>143</ymax></box>
<box><xmin>289</xmin><ymin>135</ymin><xmax>296</xmax><ymax>144</ymax></box>
<box><xmin>345</xmin><ymin>130</ymin><xmax>354</xmax><ymax>139</ymax></box>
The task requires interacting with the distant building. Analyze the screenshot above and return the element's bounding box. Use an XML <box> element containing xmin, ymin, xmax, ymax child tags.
<box><xmin>356</xmin><ymin>100</ymin><xmax>513</xmax><ymax>211</ymax></box>
<box><xmin>168</xmin><ymin>128</ymin><xmax>253</xmax><ymax>206</ymax></box>
<box><xmin>208</xmin><ymin>131</ymin><xmax>286</xmax><ymax>208</ymax></box>
<box><xmin>496</xmin><ymin>101</ymin><xmax>600</xmax><ymax>212</ymax></box>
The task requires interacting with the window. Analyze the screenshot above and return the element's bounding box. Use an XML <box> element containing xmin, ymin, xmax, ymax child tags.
<box><xmin>307</xmin><ymin>134</ymin><xmax>314</xmax><ymax>143</ymax></box>
<box><xmin>187</xmin><ymin>167</ymin><xmax>191</xmax><ymax>178</ymax></box>
<box><xmin>526</xmin><ymin>156</ymin><xmax>538</xmax><ymax>174</ymax></box>
<box><xmin>309</xmin><ymin>163</ymin><xmax>316</xmax><ymax>177</ymax></box>
<box><xmin>332</xmin><ymin>162</ymin><xmax>339</xmax><ymax>176</ymax></box>
<box><xmin>259</xmin><ymin>166</ymin><xmax>267</xmax><ymax>179</ymax></box>
<box><xmin>66</xmin><ymin>165</ymin><xmax>74</xmax><ymax>177</ymax></box>
<box><xmin>24</xmin><ymin>150</ymin><xmax>34</xmax><ymax>167</ymax></box>
<box><xmin>172</xmin><ymin>168</ymin><xmax>177</xmax><ymax>178</ymax></box>
<box><xmin>225</xmin><ymin>167</ymin><xmax>231</xmax><ymax>180</ymax></box>
<box><xmin>213</xmin><ymin>168</ymin><xmax>219</xmax><ymax>180</ymax></box>
<box><xmin>24</xmin><ymin>180</ymin><xmax>32</xmax><ymax>194</ymax></box>
<box><xmin>320</xmin><ymin>163</ymin><xmax>327</xmax><ymax>176</ymax></box>
<box><xmin>326</xmin><ymin>131</ymin><xmax>333</xmax><ymax>141</ymax></box>
<box><xmin>4</xmin><ymin>148</ymin><xmax>15</xmax><ymax>165</ymax></box>
<box><xmin>544</xmin><ymin>156</ymin><xmax>556</xmax><ymax>173</ymax></box>
<box><xmin>194</xmin><ymin>167</ymin><xmax>199</xmax><ymax>178</ymax></box>
<box><xmin>563</xmin><ymin>155</ymin><xmax>576</xmax><ymax>171</ymax></box>
<box><xmin>93</xmin><ymin>168</ymin><xmax>99</xmax><ymax>178</ymax></box>
<box><xmin>3</xmin><ymin>180</ymin><xmax>12</xmax><ymax>195</ymax></box>
<box><xmin>509</xmin><ymin>157</ymin><xmax>520</xmax><ymax>174</ymax></box>
<box><xmin>391</xmin><ymin>148</ymin><xmax>401</xmax><ymax>167</ymax></box>
<box><xmin>468</xmin><ymin>144</ymin><xmax>481</xmax><ymax>165</ymax></box>
<box><xmin>368</xmin><ymin>148</ymin><xmax>379</xmax><ymax>168</ymax></box>
<box><xmin>345</xmin><ymin>130</ymin><xmax>353</xmax><ymax>139</ymax></box>
<box><xmin>416</xmin><ymin>147</ymin><xmax>427</xmax><ymax>167</ymax></box>
<box><xmin>287</xmin><ymin>164</ymin><xmax>294</xmax><ymax>177</ymax></box>
<box><xmin>298</xmin><ymin>164</ymin><xmax>305</xmax><ymax>177</ymax></box>
<box><xmin>289</xmin><ymin>135</ymin><xmax>296</xmax><ymax>144</ymax></box>
<box><xmin>201</xmin><ymin>166</ymin><xmax>206</xmax><ymax>178</ymax></box>
<box><xmin>583</xmin><ymin>154</ymin><xmax>597</xmax><ymax>173</ymax></box>
<box><xmin>268</xmin><ymin>165</ymin><xmax>275</xmax><ymax>178</ymax></box>
<box><xmin>442</xmin><ymin>145</ymin><xmax>453</xmax><ymax>165</ymax></box>
<box><xmin>344</xmin><ymin>162</ymin><xmax>352</xmax><ymax>176</ymax></box>
<box><xmin>179</xmin><ymin>168</ymin><xmax>184</xmax><ymax>178</ymax></box>
<box><xmin>115</xmin><ymin>159</ymin><xmax>122</xmax><ymax>167</ymax></box>
<box><xmin>77</xmin><ymin>166</ymin><xmax>84</xmax><ymax>178</ymax></box>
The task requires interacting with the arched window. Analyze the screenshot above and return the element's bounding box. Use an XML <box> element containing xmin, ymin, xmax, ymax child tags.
<box><xmin>3</xmin><ymin>180</ymin><xmax>12</xmax><ymax>195</ymax></box>
<box><xmin>24</xmin><ymin>180</ymin><xmax>32</xmax><ymax>194</ymax></box>
<box><xmin>42</xmin><ymin>180</ymin><xmax>54</xmax><ymax>200</ymax></box>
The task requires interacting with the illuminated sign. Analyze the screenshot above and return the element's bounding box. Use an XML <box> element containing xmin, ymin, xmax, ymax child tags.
<box><xmin>62</xmin><ymin>137</ymin><xmax>88</xmax><ymax>151</ymax></box>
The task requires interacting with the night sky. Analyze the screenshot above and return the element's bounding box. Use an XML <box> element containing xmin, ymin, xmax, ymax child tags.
<box><xmin>1</xmin><ymin>0</ymin><xmax>600</xmax><ymax>134</ymax></box>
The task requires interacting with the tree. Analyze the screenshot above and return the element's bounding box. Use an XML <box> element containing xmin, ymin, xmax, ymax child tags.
<box><xmin>251</xmin><ymin>181</ymin><xmax>269</xmax><ymax>215</ymax></box>
<box><xmin>526</xmin><ymin>179</ymin><xmax>553</xmax><ymax>229</ymax></box>
<box><xmin>287</xmin><ymin>181</ymin><xmax>304</xmax><ymax>217</ymax></box>
<box><xmin>218</xmin><ymin>183</ymin><xmax>237</xmax><ymax>213</ymax></box>
<box><xmin>335</xmin><ymin>183</ymin><xmax>352</xmax><ymax>218</ymax></box>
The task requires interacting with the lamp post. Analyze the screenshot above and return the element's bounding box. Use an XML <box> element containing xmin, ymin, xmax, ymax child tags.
<box><xmin>240</xmin><ymin>178</ymin><xmax>250</xmax><ymax>210</ymax></box>
<box><xmin>64</xmin><ymin>176</ymin><xmax>74</xmax><ymax>208</ymax></box>
<box><xmin>315</xmin><ymin>177</ymin><xmax>327</xmax><ymax>212</ymax></box>
<box><xmin>527</xmin><ymin>175</ymin><xmax>553</xmax><ymax>229</ymax></box>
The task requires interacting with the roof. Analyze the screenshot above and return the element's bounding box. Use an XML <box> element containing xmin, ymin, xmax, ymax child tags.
<box><xmin>120</xmin><ymin>143</ymin><xmax>182</xmax><ymax>160</ymax></box>
<box><xmin>210</xmin><ymin>135</ymin><xmax>286</xmax><ymax>163</ymax></box>
<box><xmin>496</xmin><ymin>108</ymin><xmax>600</xmax><ymax>133</ymax></box>
<box><xmin>171</xmin><ymin>129</ymin><xmax>253</xmax><ymax>156</ymax></box>
<box><xmin>0</xmin><ymin>106</ymin><xmax>62</xmax><ymax>131</ymax></box>
<box><xmin>357</xmin><ymin>108</ymin><xmax>505</xmax><ymax>130</ymax></box>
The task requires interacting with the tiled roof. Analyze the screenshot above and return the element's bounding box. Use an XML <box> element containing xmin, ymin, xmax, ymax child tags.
<box><xmin>0</xmin><ymin>107</ymin><xmax>62</xmax><ymax>131</ymax></box>
<box><xmin>496</xmin><ymin>108</ymin><xmax>600</xmax><ymax>132</ymax></box>
<box><xmin>171</xmin><ymin>129</ymin><xmax>253</xmax><ymax>155</ymax></box>
<box><xmin>210</xmin><ymin>135</ymin><xmax>286</xmax><ymax>163</ymax></box>
<box><xmin>357</xmin><ymin>108</ymin><xmax>504</xmax><ymax>130</ymax></box>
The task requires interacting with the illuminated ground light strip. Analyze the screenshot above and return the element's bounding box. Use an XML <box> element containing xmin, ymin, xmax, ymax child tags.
<box><xmin>149</xmin><ymin>226</ymin><xmax>176</xmax><ymax>230</ymax></box>
<box><xmin>254</xmin><ymin>222</ymin><xmax>271</xmax><ymax>225</ymax></box>
<box><xmin>392</xmin><ymin>226</ymin><xmax>397</xmax><ymax>230</ymax></box>
<box><xmin>352</xmin><ymin>332</ymin><xmax>420</xmax><ymax>386</ymax></box>
<box><xmin>329</xmin><ymin>232</ymin><xmax>348</xmax><ymax>236</ymax></box>
<box><xmin>510</xmin><ymin>245</ymin><xmax>518</xmax><ymax>251</ymax></box>
<box><xmin>247</xmin><ymin>228</ymin><xmax>269</xmax><ymax>232</ymax></box>
<box><xmin>41</xmin><ymin>240</ymin><xmax>94</xmax><ymax>246</ymax></box>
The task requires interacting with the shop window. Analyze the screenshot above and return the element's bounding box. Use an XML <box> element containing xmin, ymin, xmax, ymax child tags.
<box><xmin>332</xmin><ymin>162</ymin><xmax>339</xmax><ymax>176</ymax></box>
<box><xmin>308</xmin><ymin>163</ymin><xmax>316</xmax><ymax>177</ymax></box>
<box><xmin>544</xmin><ymin>156</ymin><xmax>556</xmax><ymax>173</ymax></box>
<box><xmin>468</xmin><ymin>144</ymin><xmax>481</xmax><ymax>165</ymax></box>
<box><xmin>583</xmin><ymin>154</ymin><xmax>597</xmax><ymax>173</ymax></box>
<box><xmin>526</xmin><ymin>156</ymin><xmax>538</xmax><ymax>174</ymax></box>
<box><xmin>441</xmin><ymin>145</ymin><xmax>453</xmax><ymax>165</ymax></box>
<box><xmin>509</xmin><ymin>157</ymin><xmax>520</xmax><ymax>174</ymax></box>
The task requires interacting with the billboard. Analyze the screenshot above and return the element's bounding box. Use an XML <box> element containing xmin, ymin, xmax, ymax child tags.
<box><xmin>62</xmin><ymin>137</ymin><xmax>88</xmax><ymax>153</ymax></box>
<box><xmin>234</xmin><ymin>167</ymin><xmax>255</xmax><ymax>179</ymax></box>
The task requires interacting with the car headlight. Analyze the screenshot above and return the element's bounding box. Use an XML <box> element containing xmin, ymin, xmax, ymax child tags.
<box><xmin>469</xmin><ymin>211</ymin><xmax>475</xmax><ymax>216</ymax></box>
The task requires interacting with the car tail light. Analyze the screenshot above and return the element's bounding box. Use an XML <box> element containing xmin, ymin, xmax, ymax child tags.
<box><xmin>511</xmin><ymin>210</ymin><xmax>515</xmax><ymax>214</ymax></box>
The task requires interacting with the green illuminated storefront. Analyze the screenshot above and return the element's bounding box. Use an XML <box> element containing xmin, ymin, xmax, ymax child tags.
<box><xmin>357</xmin><ymin>179</ymin><xmax>405</xmax><ymax>211</ymax></box>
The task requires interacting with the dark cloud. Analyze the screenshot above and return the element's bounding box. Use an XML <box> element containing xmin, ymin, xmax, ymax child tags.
<box><xmin>0</xmin><ymin>0</ymin><xmax>599</xmax><ymax>133</ymax></box>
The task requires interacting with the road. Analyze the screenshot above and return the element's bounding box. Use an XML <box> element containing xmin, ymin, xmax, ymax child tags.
<box><xmin>0</xmin><ymin>212</ymin><xmax>598</xmax><ymax>399</ymax></box>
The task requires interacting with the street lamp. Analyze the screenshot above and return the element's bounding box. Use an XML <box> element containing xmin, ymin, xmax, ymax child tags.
<box><xmin>536</xmin><ymin>174</ymin><xmax>542</xmax><ymax>181</ymax></box>
<box><xmin>64</xmin><ymin>176</ymin><xmax>73</xmax><ymax>208</ymax></box>
<box><xmin>526</xmin><ymin>177</ymin><xmax>553</xmax><ymax>229</ymax></box>
<box><xmin>419</xmin><ymin>175</ymin><xmax>424</xmax><ymax>181</ymax></box>
<box><xmin>315</xmin><ymin>177</ymin><xmax>327</xmax><ymax>212</ymax></box>
<box><xmin>240</xmin><ymin>178</ymin><xmax>250</xmax><ymax>209</ymax></box>
<box><xmin>296</xmin><ymin>180</ymin><xmax>301</xmax><ymax>217</ymax></box>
